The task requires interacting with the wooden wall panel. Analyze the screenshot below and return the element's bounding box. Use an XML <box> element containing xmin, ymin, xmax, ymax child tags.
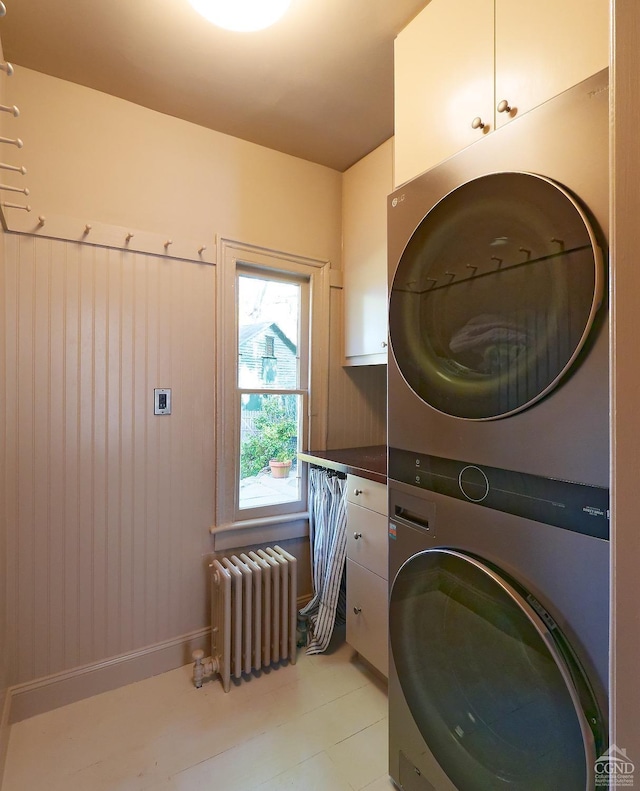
<box><xmin>326</xmin><ymin>287</ymin><xmax>387</xmax><ymax>449</ymax></box>
<box><xmin>3</xmin><ymin>234</ymin><xmax>216</xmax><ymax>685</ymax></box>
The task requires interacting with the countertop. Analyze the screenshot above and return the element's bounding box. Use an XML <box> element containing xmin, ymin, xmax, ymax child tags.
<box><xmin>297</xmin><ymin>445</ymin><xmax>387</xmax><ymax>485</ymax></box>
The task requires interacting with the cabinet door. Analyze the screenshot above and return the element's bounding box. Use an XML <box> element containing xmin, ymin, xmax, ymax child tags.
<box><xmin>495</xmin><ymin>0</ymin><xmax>609</xmax><ymax>130</ymax></box>
<box><xmin>346</xmin><ymin>559</ymin><xmax>389</xmax><ymax>677</ymax></box>
<box><xmin>343</xmin><ymin>139</ymin><xmax>393</xmax><ymax>365</ymax></box>
<box><xmin>394</xmin><ymin>0</ymin><xmax>494</xmax><ymax>186</ymax></box>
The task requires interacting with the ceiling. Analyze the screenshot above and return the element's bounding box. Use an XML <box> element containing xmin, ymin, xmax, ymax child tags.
<box><xmin>0</xmin><ymin>0</ymin><xmax>429</xmax><ymax>172</ymax></box>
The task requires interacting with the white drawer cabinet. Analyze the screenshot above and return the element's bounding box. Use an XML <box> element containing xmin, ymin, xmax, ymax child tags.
<box><xmin>346</xmin><ymin>559</ymin><xmax>389</xmax><ymax>677</ymax></box>
<box><xmin>346</xmin><ymin>473</ymin><xmax>388</xmax><ymax>677</ymax></box>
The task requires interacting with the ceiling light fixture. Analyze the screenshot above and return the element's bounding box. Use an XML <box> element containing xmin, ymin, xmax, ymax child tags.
<box><xmin>188</xmin><ymin>0</ymin><xmax>291</xmax><ymax>32</ymax></box>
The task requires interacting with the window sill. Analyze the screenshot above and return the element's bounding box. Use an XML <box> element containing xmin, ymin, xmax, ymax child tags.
<box><xmin>210</xmin><ymin>511</ymin><xmax>310</xmax><ymax>551</ymax></box>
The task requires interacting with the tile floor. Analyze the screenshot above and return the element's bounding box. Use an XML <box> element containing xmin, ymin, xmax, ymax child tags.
<box><xmin>3</xmin><ymin>630</ymin><xmax>396</xmax><ymax>791</ymax></box>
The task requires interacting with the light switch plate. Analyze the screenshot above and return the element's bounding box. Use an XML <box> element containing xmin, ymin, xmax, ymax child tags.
<box><xmin>154</xmin><ymin>388</ymin><xmax>171</xmax><ymax>415</ymax></box>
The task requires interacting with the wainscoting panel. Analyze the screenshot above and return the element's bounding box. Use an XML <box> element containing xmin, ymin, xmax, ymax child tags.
<box><xmin>2</xmin><ymin>233</ymin><xmax>216</xmax><ymax>686</ymax></box>
<box><xmin>326</xmin><ymin>287</ymin><xmax>387</xmax><ymax>450</ymax></box>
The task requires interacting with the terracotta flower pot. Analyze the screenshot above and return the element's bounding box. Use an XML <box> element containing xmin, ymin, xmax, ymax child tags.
<box><xmin>269</xmin><ymin>459</ymin><xmax>292</xmax><ymax>478</ymax></box>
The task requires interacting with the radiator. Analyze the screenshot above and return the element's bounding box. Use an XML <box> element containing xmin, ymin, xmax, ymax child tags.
<box><xmin>196</xmin><ymin>545</ymin><xmax>298</xmax><ymax>692</ymax></box>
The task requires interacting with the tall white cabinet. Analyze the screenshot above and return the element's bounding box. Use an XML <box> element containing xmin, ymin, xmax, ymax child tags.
<box><xmin>394</xmin><ymin>0</ymin><xmax>609</xmax><ymax>187</ymax></box>
<box><xmin>342</xmin><ymin>139</ymin><xmax>393</xmax><ymax>366</ymax></box>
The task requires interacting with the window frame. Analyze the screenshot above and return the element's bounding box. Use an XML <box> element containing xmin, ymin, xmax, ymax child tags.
<box><xmin>214</xmin><ymin>239</ymin><xmax>330</xmax><ymax>547</ymax></box>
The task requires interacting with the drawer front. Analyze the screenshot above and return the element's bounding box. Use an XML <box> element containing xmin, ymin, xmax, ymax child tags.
<box><xmin>347</xmin><ymin>502</ymin><xmax>388</xmax><ymax>579</ymax></box>
<box><xmin>346</xmin><ymin>559</ymin><xmax>389</xmax><ymax>678</ymax></box>
<box><xmin>347</xmin><ymin>474</ymin><xmax>388</xmax><ymax>515</ymax></box>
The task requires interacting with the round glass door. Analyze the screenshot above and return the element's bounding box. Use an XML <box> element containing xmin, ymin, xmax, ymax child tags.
<box><xmin>389</xmin><ymin>549</ymin><xmax>605</xmax><ymax>791</ymax></box>
<box><xmin>388</xmin><ymin>172</ymin><xmax>604</xmax><ymax>420</ymax></box>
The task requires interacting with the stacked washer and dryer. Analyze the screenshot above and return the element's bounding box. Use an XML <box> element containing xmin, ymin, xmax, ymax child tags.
<box><xmin>386</xmin><ymin>70</ymin><xmax>610</xmax><ymax>791</ymax></box>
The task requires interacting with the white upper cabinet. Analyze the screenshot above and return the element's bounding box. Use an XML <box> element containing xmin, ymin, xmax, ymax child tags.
<box><xmin>495</xmin><ymin>0</ymin><xmax>608</xmax><ymax>130</ymax></box>
<box><xmin>342</xmin><ymin>138</ymin><xmax>393</xmax><ymax>366</ymax></box>
<box><xmin>394</xmin><ymin>0</ymin><xmax>609</xmax><ymax>187</ymax></box>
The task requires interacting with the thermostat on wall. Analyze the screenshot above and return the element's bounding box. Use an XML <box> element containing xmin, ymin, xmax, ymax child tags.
<box><xmin>154</xmin><ymin>388</ymin><xmax>172</xmax><ymax>415</ymax></box>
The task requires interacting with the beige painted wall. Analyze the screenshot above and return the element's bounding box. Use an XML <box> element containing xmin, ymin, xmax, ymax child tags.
<box><xmin>0</xmin><ymin>63</ymin><xmax>387</xmax><ymax>722</ymax></box>
<box><xmin>4</xmin><ymin>68</ymin><xmax>343</xmax><ymax>266</ymax></box>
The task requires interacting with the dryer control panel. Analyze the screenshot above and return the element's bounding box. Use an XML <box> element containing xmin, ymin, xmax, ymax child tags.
<box><xmin>389</xmin><ymin>447</ymin><xmax>609</xmax><ymax>540</ymax></box>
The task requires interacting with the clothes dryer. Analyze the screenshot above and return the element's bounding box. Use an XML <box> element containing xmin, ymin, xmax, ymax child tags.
<box><xmin>386</xmin><ymin>71</ymin><xmax>610</xmax><ymax>791</ymax></box>
<box><xmin>387</xmin><ymin>69</ymin><xmax>609</xmax><ymax>487</ymax></box>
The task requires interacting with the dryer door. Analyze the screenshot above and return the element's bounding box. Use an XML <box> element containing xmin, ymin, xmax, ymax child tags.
<box><xmin>389</xmin><ymin>548</ymin><xmax>606</xmax><ymax>791</ymax></box>
<box><xmin>388</xmin><ymin>172</ymin><xmax>604</xmax><ymax>420</ymax></box>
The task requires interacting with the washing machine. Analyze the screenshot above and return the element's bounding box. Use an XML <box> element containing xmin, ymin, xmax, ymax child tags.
<box><xmin>387</xmin><ymin>70</ymin><xmax>610</xmax><ymax>790</ymax></box>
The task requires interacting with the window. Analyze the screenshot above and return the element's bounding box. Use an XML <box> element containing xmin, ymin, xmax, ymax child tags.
<box><xmin>215</xmin><ymin>240</ymin><xmax>330</xmax><ymax>543</ymax></box>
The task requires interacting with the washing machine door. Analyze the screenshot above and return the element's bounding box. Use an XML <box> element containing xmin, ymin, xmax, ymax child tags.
<box><xmin>388</xmin><ymin>172</ymin><xmax>604</xmax><ymax>420</ymax></box>
<box><xmin>389</xmin><ymin>548</ymin><xmax>606</xmax><ymax>791</ymax></box>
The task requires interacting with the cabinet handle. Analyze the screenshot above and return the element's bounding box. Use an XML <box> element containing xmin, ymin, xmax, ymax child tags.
<box><xmin>353</xmin><ymin>606</ymin><xmax>362</xmax><ymax>615</ymax></box>
<box><xmin>354</xmin><ymin>488</ymin><xmax>363</xmax><ymax>496</ymax></box>
<box><xmin>353</xmin><ymin>532</ymin><xmax>362</xmax><ymax>540</ymax></box>
<box><xmin>471</xmin><ymin>116</ymin><xmax>485</xmax><ymax>130</ymax></box>
<box><xmin>497</xmin><ymin>99</ymin><xmax>512</xmax><ymax>114</ymax></box>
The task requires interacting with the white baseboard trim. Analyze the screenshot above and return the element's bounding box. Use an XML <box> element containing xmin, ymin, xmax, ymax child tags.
<box><xmin>8</xmin><ymin>627</ymin><xmax>210</xmax><ymax>725</ymax></box>
<box><xmin>0</xmin><ymin>688</ymin><xmax>11</xmax><ymax>789</ymax></box>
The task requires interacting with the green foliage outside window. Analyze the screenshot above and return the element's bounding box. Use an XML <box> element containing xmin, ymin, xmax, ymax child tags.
<box><xmin>240</xmin><ymin>395</ymin><xmax>298</xmax><ymax>478</ymax></box>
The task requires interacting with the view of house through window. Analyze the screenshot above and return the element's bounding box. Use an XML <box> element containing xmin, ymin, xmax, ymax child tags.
<box><xmin>237</xmin><ymin>271</ymin><xmax>306</xmax><ymax>511</ymax></box>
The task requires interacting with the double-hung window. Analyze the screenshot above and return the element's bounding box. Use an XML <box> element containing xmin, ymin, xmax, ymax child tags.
<box><xmin>215</xmin><ymin>240</ymin><xmax>329</xmax><ymax>544</ymax></box>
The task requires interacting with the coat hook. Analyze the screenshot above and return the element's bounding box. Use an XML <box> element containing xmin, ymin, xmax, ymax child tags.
<box><xmin>2</xmin><ymin>201</ymin><xmax>31</xmax><ymax>212</ymax></box>
<box><xmin>445</xmin><ymin>271</ymin><xmax>456</xmax><ymax>282</ymax></box>
<box><xmin>519</xmin><ymin>247</ymin><xmax>532</xmax><ymax>259</ymax></box>
<box><xmin>38</xmin><ymin>215</ymin><xmax>46</xmax><ymax>226</ymax></box>
<box><xmin>198</xmin><ymin>245</ymin><xmax>207</xmax><ymax>254</ymax></box>
<box><xmin>550</xmin><ymin>238</ymin><xmax>565</xmax><ymax>251</ymax></box>
<box><xmin>125</xmin><ymin>232</ymin><xmax>134</xmax><ymax>242</ymax></box>
<box><xmin>164</xmin><ymin>239</ymin><xmax>173</xmax><ymax>250</ymax></box>
<box><xmin>83</xmin><ymin>224</ymin><xmax>92</xmax><ymax>235</ymax></box>
<box><xmin>0</xmin><ymin>104</ymin><xmax>19</xmax><ymax>118</ymax></box>
<box><xmin>465</xmin><ymin>265</ymin><xmax>478</xmax><ymax>276</ymax></box>
<box><xmin>0</xmin><ymin>135</ymin><xmax>23</xmax><ymax>148</ymax></box>
<box><xmin>0</xmin><ymin>162</ymin><xmax>26</xmax><ymax>175</ymax></box>
<box><xmin>426</xmin><ymin>277</ymin><xmax>437</xmax><ymax>290</ymax></box>
<box><xmin>491</xmin><ymin>256</ymin><xmax>503</xmax><ymax>269</ymax></box>
<box><xmin>0</xmin><ymin>62</ymin><xmax>14</xmax><ymax>77</ymax></box>
<box><xmin>0</xmin><ymin>184</ymin><xmax>29</xmax><ymax>196</ymax></box>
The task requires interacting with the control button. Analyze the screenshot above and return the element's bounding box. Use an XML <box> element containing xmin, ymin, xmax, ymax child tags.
<box><xmin>458</xmin><ymin>465</ymin><xmax>489</xmax><ymax>502</ymax></box>
<box><xmin>415</xmin><ymin>458</ymin><xmax>421</xmax><ymax>467</ymax></box>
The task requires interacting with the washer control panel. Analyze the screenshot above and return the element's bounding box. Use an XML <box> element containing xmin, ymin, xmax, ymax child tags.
<box><xmin>389</xmin><ymin>447</ymin><xmax>609</xmax><ymax>540</ymax></box>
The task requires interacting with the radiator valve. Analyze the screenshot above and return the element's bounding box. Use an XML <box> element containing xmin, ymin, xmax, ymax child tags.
<box><xmin>192</xmin><ymin>649</ymin><xmax>217</xmax><ymax>688</ymax></box>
